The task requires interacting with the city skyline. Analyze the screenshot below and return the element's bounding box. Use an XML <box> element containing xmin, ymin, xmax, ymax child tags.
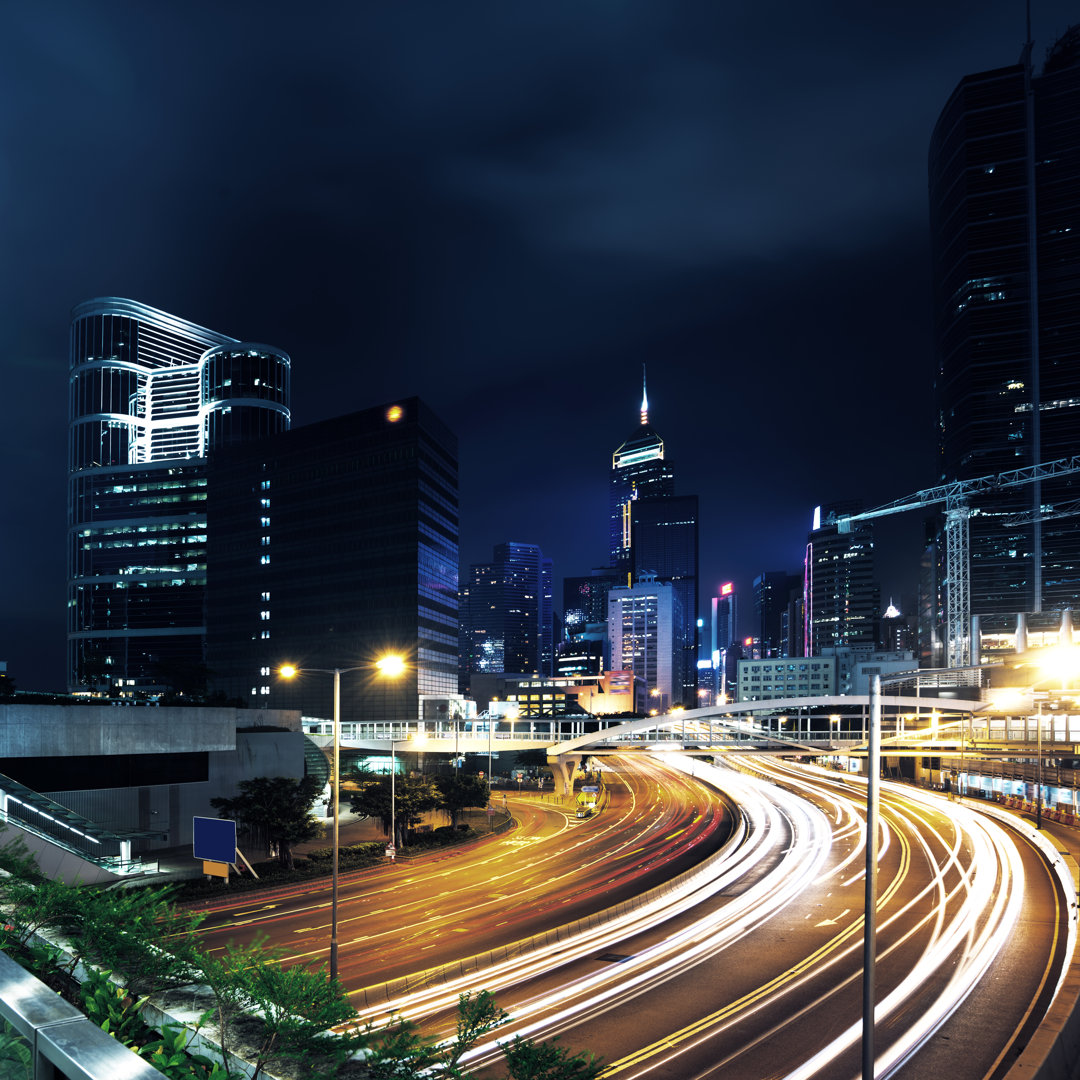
<box><xmin>3</xmin><ymin>3</ymin><xmax>1077</xmax><ymax>689</ymax></box>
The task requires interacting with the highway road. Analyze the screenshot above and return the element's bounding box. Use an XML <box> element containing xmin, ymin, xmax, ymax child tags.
<box><xmin>349</xmin><ymin>755</ymin><xmax>1073</xmax><ymax>1080</ymax></box>
<box><xmin>192</xmin><ymin>755</ymin><xmax>731</xmax><ymax>991</ymax></box>
<box><xmin>192</xmin><ymin>754</ymin><xmax>1073</xmax><ymax>1078</ymax></box>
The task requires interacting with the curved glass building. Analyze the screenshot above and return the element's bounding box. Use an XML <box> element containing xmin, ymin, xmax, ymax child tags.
<box><xmin>68</xmin><ymin>297</ymin><xmax>290</xmax><ymax>694</ymax></box>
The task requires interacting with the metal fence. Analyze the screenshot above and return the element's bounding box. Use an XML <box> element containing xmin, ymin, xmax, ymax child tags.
<box><xmin>0</xmin><ymin>950</ymin><xmax>166</xmax><ymax>1080</ymax></box>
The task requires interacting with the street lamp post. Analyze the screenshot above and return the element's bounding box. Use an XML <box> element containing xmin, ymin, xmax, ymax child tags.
<box><xmin>390</xmin><ymin>737</ymin><xmax>397</xmax><ymax>854</ymax></box>
<box><xmin>279</xmin><ymin>652</ymin><xmax>406</xmax><ymax>983</ymax></box>
<box><xmin>278</xmin><ymin>663</ymin><xmax>355</xmax><ymax>983</ymax></box>
<box><xmin>864</xmin><ymin>676</ymin><xmax>885</xmax><ymax>1080</ymax></box>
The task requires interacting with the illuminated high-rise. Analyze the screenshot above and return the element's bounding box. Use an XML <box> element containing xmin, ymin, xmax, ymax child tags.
<box><xmin>930</xmin><ymin>27</ymin><xmax>1080</xmax><ymax>635</ymax></box>
<box><xmin>67</xmin><ymin>298</ymin><xmax>290</xmax><ymax>693</ymax></box>
<box><xmin>607</xmin><ymin>573</ymin><xmax>679</xmax><ymax>712</ymax></box>
<box><xmin>630</xmin><ymin>494</ymin><xmax>698</xmax><ymax>705</ymax></box>
<box><xmin>805</xmin><ymin>503</ymin><xmax>880</xmax><ymax>654</ymax></box>
<box><xmin>460</xmin><ymin>542</ymin><xmax>554</xmax><ymax>682</ymax></box>
<box><xmin>206</xmin><ymin>398</ymin><xmax>460</xmax><ymax>725</ymax></box>
<box><xmin>609</xmin><ymin>372</ymin><xmax>674</xmax><ymax>569</ymax></box>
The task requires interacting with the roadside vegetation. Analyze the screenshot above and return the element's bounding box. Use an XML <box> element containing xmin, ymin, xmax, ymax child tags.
<box><xmin>0</xmin><ymin>833</ymin><xmax>602</xmax><ymax>1079</ymax></box>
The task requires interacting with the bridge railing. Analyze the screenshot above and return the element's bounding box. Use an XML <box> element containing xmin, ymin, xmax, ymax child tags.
<box><xmin>0</xmin><ymin>949</ymin><xmax>166</xmax><ymax>1079</ymax></box>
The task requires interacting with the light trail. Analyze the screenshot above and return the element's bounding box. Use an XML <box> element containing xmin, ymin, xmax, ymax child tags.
<box><xmin>431</xmin><ymin>756</ymin><xmax>1056</xmax><ymax>1080</ymax></box>
<box><xmin>352</xmin><ymin>757</ymin><xmax>833</xmax><ymax>1065</ymax></box>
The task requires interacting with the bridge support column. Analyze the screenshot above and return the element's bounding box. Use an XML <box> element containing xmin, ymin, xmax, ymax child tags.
<box><xmin>549</xmin><ymin>755</ymin><xmax>582</xmax><ymax>796</ymax></box>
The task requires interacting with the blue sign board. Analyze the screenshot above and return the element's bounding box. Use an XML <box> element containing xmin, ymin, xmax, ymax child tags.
<box><xmin>193</xmin><ymin>816</ymin><xmax>237</xmax><ymax>863</ymax></box>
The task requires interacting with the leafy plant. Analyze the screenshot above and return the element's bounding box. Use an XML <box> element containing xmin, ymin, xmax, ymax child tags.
<box><xmin>139</xmin><ymin>1024</ymin><xmax>233</xmax><ymax>1080</ymax></box>
<box><xmin>78</xmin><ymin>968</ymin><xmax>150</xmax><ymax>1047</ymax></box>
<box><xmin>0</xmin><ymin>1019</ymin><xmax>32</xmax><ymax>1080</ymax></box>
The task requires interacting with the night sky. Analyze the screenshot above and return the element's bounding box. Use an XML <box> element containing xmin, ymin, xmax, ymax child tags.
<box><xmin>3</xmin><ymin>2</ymin><xmax>1076</xmax><ymax>691</ymax></box>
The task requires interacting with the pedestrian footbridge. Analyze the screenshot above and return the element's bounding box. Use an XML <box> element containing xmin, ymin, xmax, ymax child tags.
<box><xmin>304</xmin><ymin>694</ymin><xmax>1042</xmax><ymax>762</ymax></box>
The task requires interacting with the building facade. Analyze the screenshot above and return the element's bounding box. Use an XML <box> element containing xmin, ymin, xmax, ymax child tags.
<box><xmin>805</xmin><ymin>503</ymin><xmax>881</xmax><ymax>655</ymax></box>
<box><xmin>607</xmin><ymin>573</ymin><xmax>679</xmax><ymax>712</ymax></box>
<box><xmin>67</xmin><ymin>298</ymin><xmax>290</xmax><ymax>694</ymax></box>
<box><xmin>630</xmin><ymin>494</ymin><xmax>698</xmax><ymax>706</ymax></box>
<box><xmin>929</xmin><ymin>28</ymin><xmax>1080</xmax><ymax>636</ymax></box>
<box><xmin>609</xmin><ymin>380</ymin><xmax>674</xmax><ymax>569</ymax></box>
<box><xmin>460</xmin><ymin>541</ymin><xmax>554</xmax><ymax>683</ymax></box>
<box><xmin>754</xmin><ymin>570</ymin><xmax>803</xmax><ymax>658</ymax></box>
<box><xmin>736</xmin><ymin>656</ymin><xmax>837</xmax><ymax>702</ymax></box>
<box><xmin>205</xmin><ymin>398</ymin><xmax>460</xmax><ymax>726</ymax></box>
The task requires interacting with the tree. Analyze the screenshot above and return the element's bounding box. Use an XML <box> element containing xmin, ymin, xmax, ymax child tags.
<box><xmin>0</xmin><ymin>669</ymin><xmax>17</xmax><ymax>700</ymax></box>
<box><xmin>346</xmin><ymin>772</ymin><xmax>439</xmax><ymax>848</ymax></box>
<box><xmin>435</xmin><ymin>773</ymin><xmax>490</xmax><ymax>828</ymax></box>
<box><xmin>503</xmin><ymin>1035</ymin><xmax>604</xmax><ymax>1080</ymax></box>
<box><xmin>211</xmin><ymin>776</ymin><xmax>323</xmax><ymax>869</ymax></box>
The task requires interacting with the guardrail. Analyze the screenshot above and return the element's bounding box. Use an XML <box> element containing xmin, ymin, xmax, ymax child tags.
<box><xmin>0</xmin><ymin>950</ymin><xmax>166</xmax><ymax>1080</ymax></box>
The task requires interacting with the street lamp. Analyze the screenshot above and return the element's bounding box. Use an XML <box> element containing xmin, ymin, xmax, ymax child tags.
<box><xmin>1033</xmin><ymin>644</ymin><xmax>1080</xmax><ymax>829</ymax></box>
<box><xmin>376</xmin><ymin>654</ymin><xmax>407</xmax><ymax>855</ymax></box>
<box><xmin>278</xmin><ymin>652</ymin><xmax>407</xmax><ymax>983</ymax></box>
<box><xmin>277</xmin><ymin>662</ymin><xmax>358</xmax><ymax>984</ymax></box>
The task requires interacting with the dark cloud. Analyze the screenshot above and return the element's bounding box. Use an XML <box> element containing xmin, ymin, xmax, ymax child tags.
<box><xmin>1</xmin><ymin>1</ymin><xmax>1075</xmax><ymax>688</ymax></box>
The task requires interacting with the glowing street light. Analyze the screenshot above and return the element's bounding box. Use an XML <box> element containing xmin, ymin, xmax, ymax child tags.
<box><xmin>1032</xmin><ymin>645</ymin><xmax>1080</xmax><ymax>829</ymax></box>
<box><xmin>278</xmin><ymin>652</ymin><xmax>407</xmax><ymax>981</ymax></box>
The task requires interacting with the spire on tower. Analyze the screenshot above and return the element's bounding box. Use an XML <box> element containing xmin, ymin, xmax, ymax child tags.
<box><xmin>640</xmin><ymin>363</ymin><xmax>648</xmax><ymax>425</ymax></box>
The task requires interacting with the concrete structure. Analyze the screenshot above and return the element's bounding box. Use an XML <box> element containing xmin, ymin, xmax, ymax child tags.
<box><xmin>822</xmin><ymin>647</ymin><xmax>916</xmax><ymax>696</ymax></box>
<box><xmin>737</xmin><ymin>656</ymin><xmax>837</xmax><ymax>702</ymax></box>
<box><xmin>0</xmin><ymin>704</ymin><xmax>305</xmax><ymax>878</ymax></box>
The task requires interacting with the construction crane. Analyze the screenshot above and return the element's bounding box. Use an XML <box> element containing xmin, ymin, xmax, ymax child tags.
<box><xmin>835</xmin><ymin>455</ymin><xmax>1080</xmax><ymax>669</ymax></box>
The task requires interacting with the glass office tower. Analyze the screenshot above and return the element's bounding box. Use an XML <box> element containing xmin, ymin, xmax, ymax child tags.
<box><xmin>609</xmin><ymin>382</ymin><xmax>675</xmax><ymax>570</ymax></box>
<box><xmin>630</xmin><ymin>494</ymin><xmax>698</xmax><ymax>706</ymax></box>
<box><xmin>930</xmin><ymin>28</ymin><xmax>1080</xmax><ymax>628</ymax></box>
<box><xmin>460</xmin><ymin>541</ymin><xmax>553</xmax><ymax>680</ymax></box>
<box><xmin>67</xmin><ymin>298</ymin><xmax>290</xmax><ymax>693</ymax></box>
<box><xmin>206</xmin><ymin>398</ymin><xmax>460</xmax><ymax>726</ymax></box>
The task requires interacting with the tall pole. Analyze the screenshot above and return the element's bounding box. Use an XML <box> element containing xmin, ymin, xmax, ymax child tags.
<box><xmin>1037</xmin><ymin>697</ymin><xmax>1043</xmax><ymax>829</ymax></box>
<box><xmin>331</xmin><ymin>668</ymin><xmax>340</xmax><ymax>983</ymax></box>
<box><xmin>863</xmin><ymin>674</ymin><xmax>881</xmax><ymax>1080</ymax></box>
<box><xmin>390</xmin><ymin>739</ymin><xmax>396</xmax><ymax>853</ymax></box>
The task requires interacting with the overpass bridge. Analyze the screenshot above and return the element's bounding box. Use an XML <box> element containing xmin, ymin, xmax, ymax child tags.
<box><xmin>304</xmin><ymin>694</ymin><xmax>1080</xmax><ymax>790</ymax></box>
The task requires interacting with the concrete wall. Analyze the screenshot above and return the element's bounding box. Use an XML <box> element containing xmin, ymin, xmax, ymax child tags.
<box><xmin>35</xmin><ymin>731</ymin><xmax>307</xmax><ymax>851</ymax></box>
<box><xmin>0</xmin><ymin>704</ymin><xmax>301</xmax><ymax>757</ymax></box>
<box><xmin>1</xmin><ymin>706</ymin><xmax>305</xmax><ymax>854</ymax></box>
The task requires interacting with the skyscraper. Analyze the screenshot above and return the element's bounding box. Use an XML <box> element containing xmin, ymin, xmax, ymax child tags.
<box><xmin>206</xmin><ymin>398</ymin><xmax>460</xmax><ymax>725</ymax></box>
<box><xmin>609</xmin><ymin>373</ymin><xmax>674</xmax><ymax>570</ymax></box>
<box><xmin>607</xmin><ymin>573</ymin><xmax>679</xmax><ymax>712</ymax></box>
<box><xmin>710</xmin><ymin>583</ymin><xmax>739</xmax><ymax>700</ymax></box>
<box><xmin>631</xmin><ymin>494</ymin><xmax>698</xmax><ymax>705</ymax></box>
<box><xmin>753</xmin><ymin>570</ymin><xmax>802</xmax><ymax>658</ymax></box>
<box><xmin>460</xmin><ymin>542</ymin><xmax>554</xmax><ymax>682</ymax></box>
<box><xmin>67</xmin><ymin>298</ymin><xmax>290</xmax><ymax>694</ymax></box>
<box><xmin>805</xmin><ymin>503</ymin><xmax>880</xmax><ymax>654</ymax></box>
<box><xmin>930</xmin><ymin>27</ymin><xmax>1080</xmax><ymax>635</ymax></box>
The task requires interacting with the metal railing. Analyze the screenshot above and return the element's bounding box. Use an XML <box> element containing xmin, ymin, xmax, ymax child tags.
<box><xmin>0</xmin><ymin>950</ymin><xmax>166</xmax><ymax>1079</ymax></box>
